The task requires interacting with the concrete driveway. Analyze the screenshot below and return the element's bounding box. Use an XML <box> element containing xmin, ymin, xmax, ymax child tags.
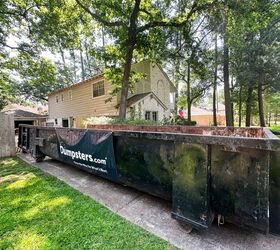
<box><xmin>18</xmin><ymin>153</ymin><xmax>280</xmax><ymax>250</ymax></box>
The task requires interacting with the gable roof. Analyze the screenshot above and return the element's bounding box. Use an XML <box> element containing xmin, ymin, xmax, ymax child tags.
<box><xmin>48</xmin><ymin>61</ymin><xmax>177</xmax><ymax>97</ymax></box>
<box><xmin>2</xmin><ymin>103</ymin><xmax>47</xmax><ymax>114</ymax></box>
<box><xmin>155</xmin><ymin>63</ymin><xmax>177</xmax><ymax>92</ymax></box>
<box><xmin>116</xmin><ymin>92</ymin><xmax>167</xmax><ymax>110</ymax></box>
<box><xmin>3</xmin><ymin>109</ymin><xmax>47</xmax><ymax>121</ymax></box>
<box><xmin>49</xmin><ymin>74</ymin><xmax>103</xmax><ymax>96</ymax></box>
<box><xmin>126</xmin><ymin>92</ymin><xmax>152</xmax><ymax>107</ymax></box>
<box><xmin>13</xmin><ymin>110</ymin><xmax>47</xmax><ymax>119</ymax></box>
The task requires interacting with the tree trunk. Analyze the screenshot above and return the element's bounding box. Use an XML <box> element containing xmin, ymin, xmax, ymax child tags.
<box><xmin>118</xmin><ymin>0</ymin><xmax>141</xmax><ymax>120</ymax></box>
<box><xmin>238</xmin><ymin>84</ymin><xmax>242</xmax><ymax>127</ymax></box>
<box><xmin>258</xmin><ymin>83</ymin><xmax>265</xmax><ymax>127</ymax></box>
<box><xmin>173</xmin><ymin>30</ymin><xmax>181</xmax><ymax>114</ymax></box>
<box><xmin>84</xmin><ymin>41</ymin><xmax>92</xmax><ymax>76</ymax></box>
<box><xmin>59</xmin><ymin>45</ymin><xmax>66</xmax><ymax>66</ymax></box>
<box><xmin>187</xmin><ymin>62</ymin><xmax>191</xmax><ymax>122</ymax></box>
<box><xmin>245</xmin><ymin>86</ymin><xmax>253</xmax><ymax>127</ymax></box>
<box><xmin>275</xmin><ymin>112</ymin><xmax>278</xmax><ymax>125</ymax></box>
<box><xmin>79</xmin><ymin>40</ymin><xmax>85</xmax><ymax>80</ymax></box>
<box><xmin>223</xmin><ymin>10</ymin><xmax>233</xmax><ymax>126</ymax></box>
<box><xmin>174</xmin><ymin>63</ymin><xmax>179</xmax><ymax>114</ymax></box>
<box><xmin>101</xmin><ymin>25</ymin><xmax>107</xmax><ymax>67</ymax></box>
<box><xmin>213</xmin><ymin>33</ymin><xmax>218</xmax><ymax>126</ymax></box>
<box><xmin>69</xmin><ymin>48</ymin><xmax>77</xmax><ymax>83</ymax></box>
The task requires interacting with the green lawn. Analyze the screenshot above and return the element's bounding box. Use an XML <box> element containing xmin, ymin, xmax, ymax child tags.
<box><xmin>0</xmin><ymin>157</ymin><xmax>176</xmax><ymax>250</ymax></box>
<box><xmin>270</xmin><ymin>125</ymin><xmax>280</xmax><ymax>138</ymax></box>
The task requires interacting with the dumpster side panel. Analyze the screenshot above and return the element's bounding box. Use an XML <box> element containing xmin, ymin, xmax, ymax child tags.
<box><xmin>270</xmin><ymin>151</ymin><xmax>280</xmax><ymax>235</ymax></box>
<box><xmin>172</xmin><ymin>143</ymin><xmax>213</xmax><ymax>229</ymax></box>
<box><xmin>38</xmin><ymin>128</ymin><xmax>59</xmax><ymax>159</ymax></box>
<box><xmin>211</xmin><ymin>146</ymin><xmax>269</xmax><ymax>233</ymax></box>
<box><xmin>114</xmin><ymin>136</ymin><xmax>174</xmax><ymax>200</ymax></box>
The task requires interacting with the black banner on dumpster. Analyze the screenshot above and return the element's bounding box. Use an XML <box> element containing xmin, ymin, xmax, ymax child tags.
<box><xmin>56</xmin><ymin>128</ymin><xmax>117</xmax><ymax>180</ymax></box>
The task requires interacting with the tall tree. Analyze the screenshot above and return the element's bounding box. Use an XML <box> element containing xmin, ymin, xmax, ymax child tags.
<box><xmin>222</xmin><ymin>0</ymin><xmax>233</xmax><ymax>126</ymax></box>
<box><xmin>75</xmin><ymin>0</ymin><xmax>216</xmax><ymax>120</ymax></box>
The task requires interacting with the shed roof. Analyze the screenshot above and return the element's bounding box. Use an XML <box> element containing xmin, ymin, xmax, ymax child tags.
<box><xmin>13</xmin><ymin>110</ymin><xmax>47</xmax><ymax>119</ymax></box>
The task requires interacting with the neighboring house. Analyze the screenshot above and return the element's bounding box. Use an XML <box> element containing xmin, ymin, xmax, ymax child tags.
<box><xmin>47</xmin><ymin>61</ymin><xmax>176</xmax><ymax>128</ymax></box>
<box><xmin>184</xmin><ymin>105</ymin><xmax>225</xmax><ymax>126</ymax></box>
<box><xmin>2</xmin><ymin>104</ymin><xmax>48</xmax><ymax>131</ymax></box>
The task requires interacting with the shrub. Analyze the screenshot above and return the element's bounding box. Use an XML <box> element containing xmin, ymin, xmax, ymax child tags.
<box><xmin>174</xmin><ymin>115</ymin><xmax>197</xmax><ymax>126</ymax></box>
<box><xmin>112</xmin><ymin>118</ymin><xmax>159</xmax><ymax>125</ymax></box>
<box><xmin>84</xmin><ymin>116</ymin><xmax>159</xmax><ymax>126</ymax></box>
<box><xmin>83</xmin><ymin>116</ymin><xmax>114</xmax><ymax>126</ymax></box>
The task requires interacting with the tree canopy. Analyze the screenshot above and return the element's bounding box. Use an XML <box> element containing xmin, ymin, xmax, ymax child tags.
<box><xmin>0</xmin><ymin>0</ymin><xmax>279</xmax><ymax>127</ymax></box>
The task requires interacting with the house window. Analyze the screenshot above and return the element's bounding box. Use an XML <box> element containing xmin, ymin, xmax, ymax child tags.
<box><xmin>61</xmin><ymin>94</ymin><xmax>64</xmax><ymax>102</ymax></box>
<box><xmin>56</xmin><ymin>96</ymin><xmax>59</xmax><ymax>103</ymax></box>
<box><xmin>92</xmin><ymin>81</ymin><xmax>105</xmax><ymax>98</ymax></box>
<box><xmin>55</xmin><ymin>119</ymin><xmax>58</xmax><ymax>125</ymax></box>
<box><xmin>145</xmin><ymin>111</ymin><xmax>151</xmax><ymax>120</ymax></box>
<box><xmin>69</xmin><ymin>90</ymin><xmax>72</xmax><ymax>100</ymax></box>
<box><xmin>62</xmin><ymin>118</ymin><xmax>69</xmax><ymax>127</ymax></box>
<box><xmin>152</xmin><ymin>112</ymin><xmax>158</xmax><ymax>121</ymax></box>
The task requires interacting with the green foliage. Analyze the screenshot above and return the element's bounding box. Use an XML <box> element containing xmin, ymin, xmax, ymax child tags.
<box><xmin>112</xmin><ymin>118</ymin><xmax>159</xmax><ymax>125</ymax></box>
<box><xmin>162</xmin><ymin>115</ymin><xmax>197</xmax><ymax>126</ymax></box>
<box><xmin>0</xmin><ymin>157</ymin><xmax>175</xmax><ymax>249</ymax></box>
<box><xmin>84</xmin><ymin>116</ymin><xmax>159</xmax><ymax>126</ymax></box>
<box><xmin>174</xmin><ymin>115</ymin><xmax>197</xmax><ymax>126</ymax></box>
<box><xmin>0</xmin><ymin>82</ymin><xmax>9</xmax><ymax>110</ymax></box>
<box><xmin>83</xmin><ymin>116</ymin><xmax>114</xmax><ymax>126</ymax></box>
<box><xmin>104</xmin><ymin>66</ymin><xmax>146</xmax><ymax>101</ymax></box>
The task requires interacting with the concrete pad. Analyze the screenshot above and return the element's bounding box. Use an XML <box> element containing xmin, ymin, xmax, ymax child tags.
<box><xmin>18</xmin><ymin>153</ymin><xmax>280</xmax><ymax>250</ymax></box>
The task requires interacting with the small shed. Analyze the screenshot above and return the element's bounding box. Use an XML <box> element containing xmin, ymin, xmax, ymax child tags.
<box><xmin>12</xmin><ymin>109</ymin><xmax>47</xmax><ymax>128</ymax></box>
<box><xmin>2</xmin><ymin>104</ymin><xmax>47</xmax><ymax>132</ymax></box>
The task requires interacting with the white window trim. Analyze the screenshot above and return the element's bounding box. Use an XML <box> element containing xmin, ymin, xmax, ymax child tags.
<box><xmin>92</xmin><ymin>80</ymin><xmax>105</xmax><ymax>99</ymax></box>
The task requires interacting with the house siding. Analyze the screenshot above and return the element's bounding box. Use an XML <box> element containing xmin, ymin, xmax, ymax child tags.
<box><xmin>48</xmin><ymin>61</ymin><xmax>176</xmax><ymax>128</ymax></box>
<box><xmin>48</xmin><ymin>77</ymin><xmax>118</xmax><ymax>126</ymax></box>
<box><xmin>150</xmin><ymin>63</ymin><xmax>175</xmax><ymax>117</ymax></box>
<box><xmin>126</xmin><ymin>94</ymin><xmax>166</xmax><ymax>121</ymax></box>
<box><xmin>117</xmin><ymin>61</ymin><xmax>151</xmax><ymax>103</ymax></box>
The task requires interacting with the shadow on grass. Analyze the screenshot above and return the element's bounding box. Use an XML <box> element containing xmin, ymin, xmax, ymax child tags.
<box><xmin>0</xmin><ymin>157</ymin><xmax>175</xmax><ymax>250</ymax></box>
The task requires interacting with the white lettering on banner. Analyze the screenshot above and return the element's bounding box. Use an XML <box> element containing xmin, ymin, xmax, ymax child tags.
<box><xmin>73</xmin><ymin>161</ymin><xmax>108</xmax><ymax>173</ymax></box>
<box><xmin>59</xmin><ymin>145</ymin><xmax>107</xmax><ymax>165</ymax></box>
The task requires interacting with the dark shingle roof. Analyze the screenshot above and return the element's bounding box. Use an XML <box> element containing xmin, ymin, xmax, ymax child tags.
<box><xmin>126</xmin><ymin>92</ymin><xmax>152</xmax><ymax>107</ymax></box>
<box><xmin>13</xmin><ymin>110</ymin><xmax>47</xmax><ymax>119</ymax></box>
<box><xmin>116</xmin><ymin>92</ymin><xmax>167</xmax><ymax>110</ymax></box>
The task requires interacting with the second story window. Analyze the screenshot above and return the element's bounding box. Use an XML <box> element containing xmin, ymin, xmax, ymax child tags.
<box><xmin>69</xmin><ymin>90</ymin><xmax>72</xmax><ymax>100</ymax></box>
<box><xmin>93</xmin><ymin>81</ymin><xmax>105</xmax><ymax>98</ymax></box>
<box><xmin>56</xmin><ymin>95</ymin><xmax>59</xmax><ymax>103</ymax></box>
<box><xmin>61</xmin><ymin>94</ymin><xmax>64</xmax><ymax>102</ymax></box>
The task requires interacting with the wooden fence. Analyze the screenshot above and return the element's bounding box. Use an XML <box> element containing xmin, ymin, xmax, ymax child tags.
<box><xmin>0</xmin><ymin>112</ymin><xmax>16</xmax><ymax>158</ymax></box>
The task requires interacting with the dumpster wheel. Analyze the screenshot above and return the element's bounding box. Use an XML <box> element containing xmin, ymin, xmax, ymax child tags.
<box><xmin>35</xmin><ymin>156</ymin><xmax>45</xmax><ymax>162</ymax></box>
<box><xmin>177</xmin><ymin>221</ymin><xmax>193</xmax><ymax>233</ymax></box>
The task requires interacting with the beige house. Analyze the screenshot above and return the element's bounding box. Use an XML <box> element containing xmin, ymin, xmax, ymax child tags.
<box><xmin>47</xmin><ymin>61</ymin><xmax>176</xmax><ymax>128</ymax></box>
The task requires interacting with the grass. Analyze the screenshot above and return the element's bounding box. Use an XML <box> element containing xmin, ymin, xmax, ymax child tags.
<box><xmin>269</xmin><ymin>125</ymin><xmax>280</xmax><ymax>138</ymax></box>
<box><xmin>270</xmin><ymin>125</ymin><xmax>280</xmax><ymax>132</ymax></box>
<box><xmin>0</xmin><ymin>157</ymin><xmax>176</xmax><ymax>250</ymax></box>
